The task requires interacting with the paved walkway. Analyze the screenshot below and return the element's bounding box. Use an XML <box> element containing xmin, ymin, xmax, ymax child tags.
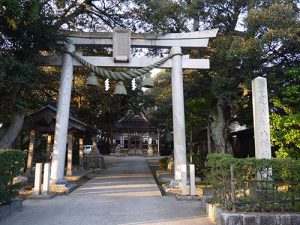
<box><xmin>2</xmin><ymin>157</ymin><xmax>213</xmax><ymax>225</ymax></box>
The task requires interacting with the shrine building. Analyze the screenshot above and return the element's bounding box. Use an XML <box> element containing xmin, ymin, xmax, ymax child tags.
<box><xmin>111</xmin><ymin>110</ymin><xmax>159</xmax><ymax>156</ymax></box>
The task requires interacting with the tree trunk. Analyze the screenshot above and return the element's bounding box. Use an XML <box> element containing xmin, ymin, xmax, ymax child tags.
<box><xmin>0</xmin><ymin>111</ymin><xmax>25</xmax><ymax>148</ymax></box>
<box><xmin>208</xmin><ymin>98</ymin><xmax>232</xmax><ymax>154</ymax></box>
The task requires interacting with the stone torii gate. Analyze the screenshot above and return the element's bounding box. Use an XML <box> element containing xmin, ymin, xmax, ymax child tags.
<box><xmin>42</xmin><ymin>29</ymin><xmax>218</xmax><ymax>184</ymax></box>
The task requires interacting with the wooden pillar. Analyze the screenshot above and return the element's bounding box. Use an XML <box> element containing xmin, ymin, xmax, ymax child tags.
<box><xmin>139</xmin><ymin>133</ymin><xmax>142</xmax><ymax>149</ymax></box>
<box><xmin>66</xmin><ymin>132</ymin><xmax>73</xmax><ymax>176</ymax></box>
<box><xmin>79</xmin><ymin>138</ymin><xmax>84</xmax><ymax>170</ymax></box>
<box><xmin>26</xmin><ymin>130</ymin><xmax>36</xmax><ymax>174</ymax></box>
<box><xmin>157</xmin><ymin>130</ymin><xmax>160</xmax><ymax>156</ymax></box>
<box><xmin>128</xmin><ymin>134</ymin><xmax>131</xmax><ymax>150</ymax></box>
<box><xmin>46</xmin><ymin>134</ymin><xmax>52</xmax><ymax>156</ymax></box>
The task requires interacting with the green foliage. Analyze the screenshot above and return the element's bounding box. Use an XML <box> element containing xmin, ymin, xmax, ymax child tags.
<box><xmin>137</xmin><ymin>1</ymin><xmax>299</xmax><ymax>155</ymax></box>
<box><xmin>0</xmin><ymin>0</ymin><xmax>63</xmax><ymax>129</ymax></box>
<box><xmin>270</xmin><ymin>69</ymin><xmax>300</xmax><ymax>159</ymax></box>
<box><xmin>158</xmin><ymin>158</ymin><xmax>168</xmax><ymax>170</ymax></box>
<box><xmin>0</xmin><ymin>149</ymin><xmax>25</xmax><ymax>204</ymax></box>
<box><xmin>192</xmin><ymin>146</ymin><xmax>208</xmax><ymax>178</ymax></box>
<box><xmin>205</xmin><ymin>153</ymin><xmax>300</xmax><ymax>212</ymax></box>
<box><xmin>271</xmin><ymin>113</ymin><xmax>300</xmax><ymax>159</ymax></box>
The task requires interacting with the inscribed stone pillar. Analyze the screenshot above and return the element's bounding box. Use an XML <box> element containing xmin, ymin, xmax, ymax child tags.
<box><xmin>26</xmin><ymin>130</ymin><xmax>36</xmax><ymax>174</ymax></box>
<box><xmin>181</xmin><ymin>164</ymin><xmax>187</xmax><ymax>195</ymax></box>
<box><xmin>34</xmin><ymin>163</ymin><xmax>43</xmax><ymax>195</ymax></box>
<box><xmin>171</xmin><ymin>46</ymin><xmax>187</xmax><ymax>180</ymax></box>
<box><xmin>43</xmin><ymin>163</ymin><xmax>51</xmax><ymax>195</ymax></box>
<box><xmin>79</xmin><ymin>138</ymin><xmax>84</xmax><ymax>170</ymax></box>
<box><xmin>252</xmin><ymin>77</ymin><xmax>272</xmax><ymax>159</ymax></box>
<box><xmin>189</xmin><ymin>164</ymin><xmax>196</xmax><ymax>196</ymax></box>
<box><xmin>66</xmin><ymin>132</ymin><xmax>73</xmax><ymax>176</ymax></box>
<box><xmin>50</xmin><ymin>43</ymin><xmax>75</xmax><ymax>183</ymax></box>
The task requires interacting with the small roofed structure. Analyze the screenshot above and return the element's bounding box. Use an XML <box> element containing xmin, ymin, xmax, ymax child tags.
<box><xmin>23</xmin><ymin>103</ymin><xmax>94</xmax><ymax>135</ymax></box>
<box><xmin>111</xmin><ymin>110</ymin><xmax>159</xmax><ymax>156</ymax></box>
<box><xmin>23</xmin><ymin>102</ymin><xmax>96</xmax><ymax>176</ymax></box>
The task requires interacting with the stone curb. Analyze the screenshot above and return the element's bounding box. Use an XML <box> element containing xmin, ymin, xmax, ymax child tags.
<box><xmin>27</xmin><ymin>194</ymin><xmax>55</xmax><ymax>200</ymax></box>
<box><xmin>0</xmin><ymin>199</ymin><xmax>23</xmax><ymax>221</ymax></box>
<box><xmin>203</xmin><ymin>202</ymin><xmax>300</xmax><ymax>225</ymax></box>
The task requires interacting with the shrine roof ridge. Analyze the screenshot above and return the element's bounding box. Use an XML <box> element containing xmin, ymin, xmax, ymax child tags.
<box><xmin>30</xmin><ymin>104</ymin><xmax>87</xmax><ymax>127</ymax></box>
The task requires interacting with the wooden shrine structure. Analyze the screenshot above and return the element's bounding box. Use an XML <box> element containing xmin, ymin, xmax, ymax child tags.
<box><xmin>22</xmin><ymin>102</ymin><xmax>95</xmax><ymax>176</ymax></box>
<box><xmin>111</xmin><ymin>110</ymin><xmax>158</xmax><ymax>156</ymax></box>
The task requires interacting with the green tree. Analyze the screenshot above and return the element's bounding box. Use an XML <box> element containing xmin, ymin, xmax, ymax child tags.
<box><xmin>270</xmin><ymin>69</ymin><xmax>300</xmax><ymax>159</ymax></box>
<box><xmin>136</xmin><ymin>1</ymin><xmax>300</xmax><ymax>154</ymax></box>
<box><xmin>0</xmin><ymin>0</ymin><xmax>143</xmax><ymax>148</ymax></box>
<box><xmin>0</xmin><ymin>0</ymin><xmax>63</xmax><ymax>147</ymax></box>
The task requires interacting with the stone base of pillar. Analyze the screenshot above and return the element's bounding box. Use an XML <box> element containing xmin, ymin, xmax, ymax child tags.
<box><xmin>50</xmin><ymin>182</ymin><xmax>77</xmax><ymax>194</ymax></box>
<box><xmin>50</xmin><ymin>178</ymin><xmax>69</xmax><ymax>185</ymax></box>
<box><xmin>27</xmin><ymin>194</ymin><xmax>54</xmax><ymax>200</ymax></box>
<box><xmin>66</xmin><ymin>170</ymin><xmax>73</xmax><ymax>176</ymax></box>
<box><xmin>168</xmin><ymin>179</ymin><xmax>182</xmax><ymax>188</ymax></box>
<box><xmin>25</xmin><ymin>170</ymin><xmax>33</xmax><ymax>176</ymax></box>
<box><xmin>175</xmin><ymin>194</ymin><xmax>202</xmax><ymax>201</ymax></box>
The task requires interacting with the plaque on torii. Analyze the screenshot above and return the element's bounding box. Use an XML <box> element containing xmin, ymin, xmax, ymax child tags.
<box><xmin>42</xmin><ymin>29</ymin><xmax>218</xmax><ymax>190</ymax></box>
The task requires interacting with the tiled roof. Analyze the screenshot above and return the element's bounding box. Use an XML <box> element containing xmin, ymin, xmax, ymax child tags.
<box><xmin>114</xmin><ymin>110</ymin><xmax>155</xmax><ymax>130</ymax></box>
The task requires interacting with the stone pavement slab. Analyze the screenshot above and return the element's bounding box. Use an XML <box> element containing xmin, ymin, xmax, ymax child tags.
<box><xmin>2</xmin><ymin>156</ymin><xmax>213</xmax><ymax>225</ymax></box>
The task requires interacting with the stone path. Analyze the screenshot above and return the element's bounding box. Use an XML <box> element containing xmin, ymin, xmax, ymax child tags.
<box><xmin>2</xmin><ymin>157</ymin><xmax>213</xmax><ymax>225</ymax></box>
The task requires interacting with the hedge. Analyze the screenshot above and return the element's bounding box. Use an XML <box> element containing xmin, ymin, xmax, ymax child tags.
<box><xmin>0</xmin><ymin>149</ymin><xmax>26</xmax><ymax>204</ymax></box>
<box><xmin>205</xmin><ymin>153</ymin><xmax>300</xmax><ymax>212</ymax></box>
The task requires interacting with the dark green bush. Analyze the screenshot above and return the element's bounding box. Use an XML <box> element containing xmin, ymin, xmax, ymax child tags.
<box><xmin>192</xmin><ymin>147</ymin><xmax>208</xmax><ymax>179</ymax></box>
<box><xmin>0</xmin><ymin>149</ymin><xmax>26</xmax><ymax>204</ymax></box>
<box><xmin>205</xmin><ymin>153</ymin><xmax>300</xmax><ymax>212</ymax></box>
<box><xmin>159</xmin><ymin>158</ymin><xmax>168</xmax><ymax>170</ymax></box>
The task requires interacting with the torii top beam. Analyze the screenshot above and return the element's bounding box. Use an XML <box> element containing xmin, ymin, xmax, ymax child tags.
<box><xmin>60</xmin><ymin>29</ymin><xmax>218</xmax><ymax>48</ymax></box>
<box><xmin>41</xmin><ymin>29</ymin><xmax>218</xmax><ymax>69</ymax></box>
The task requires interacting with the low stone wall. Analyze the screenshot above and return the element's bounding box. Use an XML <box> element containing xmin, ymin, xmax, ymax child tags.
<box><xmin>219</xmin><ymin>213</ymin><xmax>300</xmax><ymax>225</ymax></box>
<box><xmin>204</xmin><ymin>202</ymin><xmax>300</xmax><ymax>225</ymax></box>
<box><xmin>0</xmin><ymin>199</ymin><xmax>23</xmax><ymax>221</ymax></box>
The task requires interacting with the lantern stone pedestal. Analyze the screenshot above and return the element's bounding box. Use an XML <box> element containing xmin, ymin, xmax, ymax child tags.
<box><xmin>84</xmin><ymin>150</ymin><xmax>105</xmax><ymax>170</ymax></box>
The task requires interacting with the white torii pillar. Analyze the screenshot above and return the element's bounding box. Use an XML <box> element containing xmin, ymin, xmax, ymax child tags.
<box><xmin>171</xmin><ymin>46</ymin><xmax>187</xmax><ymax>181</ymax></box>
<box><xmin>50</xmin><ymin>43</ymin><xmax>75</xmax><ymax>183</ymax></box>
<box><xmin>66</xmin><ymin>132</ymin><xmax>73</xmax><ymax>176</ymax></box>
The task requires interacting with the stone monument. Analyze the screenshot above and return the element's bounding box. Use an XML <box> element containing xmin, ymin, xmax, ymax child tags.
<box><xmin>252</xmin><ymin>76</ymin><xmax>272</xmax><ymax>159</ymax></box>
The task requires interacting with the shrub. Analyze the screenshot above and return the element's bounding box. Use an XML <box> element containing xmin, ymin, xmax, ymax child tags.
<box><xmin>159</xmin><ymin>158</ymin><xmax>168</xmax><ymax>170</ymax></box>
<box><xmin>192</xmin><ymin>147</ymin><xmax>208</xmax><ymax>179</ymax></box>
<box><xmin>0</xmin><ymin>149</ymin><xmax>26</xmax><ymax>204</ymax></box>
<box><xmin>205</xmin><ymin>153</ymin><xmax>300</xmax><ymax>212</ymax></box>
